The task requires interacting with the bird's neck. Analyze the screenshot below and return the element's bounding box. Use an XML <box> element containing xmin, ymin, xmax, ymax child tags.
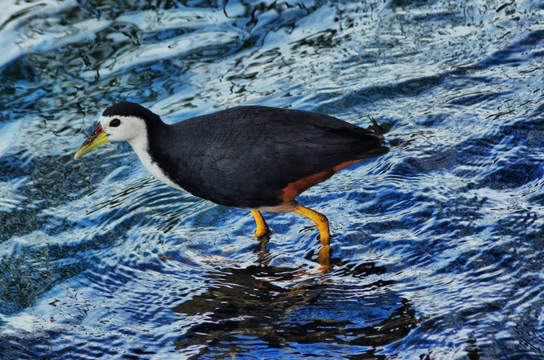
<box><xmin>128</xmin><ymin>129</ymin><xmax>184</xmax><ymax>190</ymax></box>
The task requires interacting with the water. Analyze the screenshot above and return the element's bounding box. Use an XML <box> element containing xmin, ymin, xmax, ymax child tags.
<box><xmin>1</xmin><ymin>0</ymin><xmax>544</xmax><ymax>358</ymax></box>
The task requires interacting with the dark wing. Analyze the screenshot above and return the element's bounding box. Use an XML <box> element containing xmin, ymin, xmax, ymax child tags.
<box><xmin>152</xmin><ymin>106</ymin><xmax>388</xmax><ymax>208</ymax></box>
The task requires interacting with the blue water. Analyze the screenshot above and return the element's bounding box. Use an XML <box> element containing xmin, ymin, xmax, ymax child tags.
<box><xmin>1</xmin><ymin>0</ymin><xmax>544</xmax><ymax>359</ymax></box>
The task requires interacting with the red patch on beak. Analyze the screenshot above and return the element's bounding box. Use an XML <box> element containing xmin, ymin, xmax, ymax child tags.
<box><xmin>92</xmin><ymin>123</ymin><xmax>104</xmax><ymax>136</ymax></box>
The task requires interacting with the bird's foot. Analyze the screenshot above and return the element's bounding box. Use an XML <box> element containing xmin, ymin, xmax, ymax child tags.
<box><xmin>317</xmin><ymin>244</ymin><xmax>331</xmax><ymax>271</ymax></box>
<box><xmin>251</xmin><ymin>210</ymin><xmax>270</xmax><ymax>237</ymax></box>
<box><xmin>254</xmin><ymin>226</ymin><xmax>270</xmax><ymax>238</ymax></box>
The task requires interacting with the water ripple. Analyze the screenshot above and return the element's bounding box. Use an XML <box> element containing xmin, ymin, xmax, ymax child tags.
<box><xmin>2</xmin><ymin>0</ymin><xmax>544</xmax><ymax>359</ymax></box>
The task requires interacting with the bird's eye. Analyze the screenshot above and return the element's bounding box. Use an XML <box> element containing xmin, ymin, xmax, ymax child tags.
<box><xmin>110</xmin><ymin>118</ymin><xmax>121</xmax><ymax>127</ymax></box>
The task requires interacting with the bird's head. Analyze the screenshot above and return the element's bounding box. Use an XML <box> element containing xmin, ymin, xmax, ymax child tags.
<box><xmin>74</xmin><ymin>102</ymin><xmax>160</xmax><ymax>159</ymax></box>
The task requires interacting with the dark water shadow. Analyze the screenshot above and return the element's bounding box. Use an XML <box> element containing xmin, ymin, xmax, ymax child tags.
<box><xmin>172</xmin><ymin>254</ymin><xmax>418</xmax><ymax>359</ymax></box>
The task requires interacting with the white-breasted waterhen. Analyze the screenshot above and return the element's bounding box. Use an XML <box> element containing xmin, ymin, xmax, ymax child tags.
<box><xmin>74</xmin><ymin>102</ymin><xmax>389</xmax><ymax>265</ymax></box>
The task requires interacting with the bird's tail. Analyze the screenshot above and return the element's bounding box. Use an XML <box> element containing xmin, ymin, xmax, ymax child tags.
<box><xmin>369</xmin><ymin>117</ymin><xmax>386</xmax><ymax>140</ymax></box>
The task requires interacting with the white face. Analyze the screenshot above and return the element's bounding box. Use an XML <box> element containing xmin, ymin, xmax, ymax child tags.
<box><xmin>99</xmin><ymin>115</ymin><xmax>147</xmax><ymax>143</ymax></box>
<box><xmin>99</xmin><ymin>113</ymin><xmax>182</xmax><ymax>190</ymax></box>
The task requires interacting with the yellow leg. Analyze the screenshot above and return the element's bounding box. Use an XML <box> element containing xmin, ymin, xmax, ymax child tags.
<box><xmin>317</xmin><ymin>245</ymin><xmax>330</xmax><ymax>268</ymax></box>
<box><xmin>251</xmin><ymin>210</ymin><xmax>270</xmax><ymax>237</ymax></box>
<box><xmin>293</xmin><ymin>204</ymin><xmax>330</xmax><ymax>246</ymax></box>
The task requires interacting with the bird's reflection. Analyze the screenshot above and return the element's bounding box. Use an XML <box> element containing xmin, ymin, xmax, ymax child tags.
<box><xmin>172</xmin><ymin>257</ymin><xmax>418</xmax><ymax>359</ymax></box>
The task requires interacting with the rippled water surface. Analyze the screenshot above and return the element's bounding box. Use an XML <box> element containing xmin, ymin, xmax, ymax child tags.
<box><xmin>1</xmin><ymin>0</ymin><xmax>544</xmax><ymax>359</ymax></box>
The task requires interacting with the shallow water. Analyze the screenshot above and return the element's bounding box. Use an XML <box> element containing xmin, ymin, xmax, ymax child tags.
<box><xmin>1</xmin><ymin>0</ymin><xmax>544</xmax><ymax>359</ymax></box>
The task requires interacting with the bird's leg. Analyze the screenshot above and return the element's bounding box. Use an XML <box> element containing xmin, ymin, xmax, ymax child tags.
<box><xmin>251</xmin><ymin>210</ymin><xmax>270</xmax><ymax>237</ymax></box>
<box><xmin>317</xmin><ymin>245</ymin><xmax>330</xmax><ymax>268</ymax></box>
<box><xmin>293</xmin><ymin>204</ymin><xmax>331</xmax><ymax>267</ymax></box>
<box><xmin>293</xmin><ymin>204</ymin><xmax>330</xmax><ymax>245</ymax></box>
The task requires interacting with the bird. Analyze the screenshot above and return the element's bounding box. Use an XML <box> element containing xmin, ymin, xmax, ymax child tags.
<box><xmin>74</xmin><ymin>102</ymin><xmax>388</xmax><ymax>265</ymax></box>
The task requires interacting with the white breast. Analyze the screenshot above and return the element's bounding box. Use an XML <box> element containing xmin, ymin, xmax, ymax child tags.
<box><xmin>128</xmin><ymin>135</ymin><xmax>183</xmax><ymax>191</ymax></box>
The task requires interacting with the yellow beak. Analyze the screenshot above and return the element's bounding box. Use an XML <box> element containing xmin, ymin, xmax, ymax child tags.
<box><xmin>74</xmin><ymin>123</ymin><xmax>108</xmax><ymax>159</ymax></box>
